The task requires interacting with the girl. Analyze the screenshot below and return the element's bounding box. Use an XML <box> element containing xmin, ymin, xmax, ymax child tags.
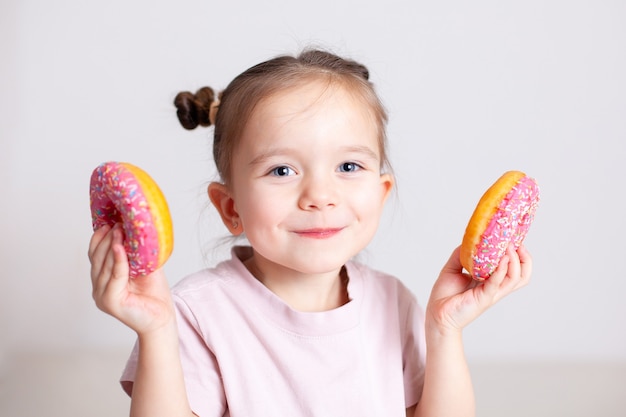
<box><xmin>88</xmin><ymin>49</ymin><xmax>531</xmax><ymax>417</ymax></box>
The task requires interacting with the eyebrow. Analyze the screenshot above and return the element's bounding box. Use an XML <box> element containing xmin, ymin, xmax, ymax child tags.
<box><xmin>248</xmin><ymin>145</ymin><xmax>380</xmax><ymax>167</ymax></box>
<box><xmin>341</xmin><ymin>145</ymin><xmax>380</xmax><ymax>161</ymax></box>
<box><xmin>247</xmin><ymin>148</ymin><xmax>293</xmax><ymax>167</ymax></box>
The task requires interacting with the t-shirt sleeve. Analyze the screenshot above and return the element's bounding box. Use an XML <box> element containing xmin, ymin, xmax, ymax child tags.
<box><xmin>119</xmin><ymin>294</ymin><xmax>227</xmax><ymax>417</ymax></box>
<box><xmin>401</xmin><ymin>291</ymin><xmax>427</xmax><ymax>407</ymax></box>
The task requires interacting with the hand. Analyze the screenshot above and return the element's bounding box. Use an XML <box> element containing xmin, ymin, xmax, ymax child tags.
<box><xmin>426</xmin><ymin>244</ymin><xmax>532</xmax><ymax>336</ymax></box>
<box><xmin>88</xmin><ymin>223</ymin><xmax>175</xmax><ymax>335</ymax></box>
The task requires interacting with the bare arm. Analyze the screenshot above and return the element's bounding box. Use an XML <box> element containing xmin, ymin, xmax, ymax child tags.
<box><xmin>89</xmin><ymin>224</ymin><xmax>195</xmax><ymax>417</ymax></box>
<box><xmin>413</xmin><ymin>245</ymin><xmax>532</xmax><ymax>417</ymax></box>
<box><xmin>130</xmin><ymin>321</ymin><xmax>195</xmax><ymax>417</ymax></box>
<box><xmin>414</xmin><ymin>329</ymin><xmax>474</xmax><ymax>417</ymax></box>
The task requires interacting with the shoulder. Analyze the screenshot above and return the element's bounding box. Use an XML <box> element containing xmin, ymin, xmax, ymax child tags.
<box><xmin>347</xmin><ymin>260</ymin><xmax>417</xmax><ymax>302</ymax></box>
<box><xmin>172</xmin><ymin>260</ymin><xmax>237</xmax><ymax>297</ymax></box>
<box><xmin>171</xmin><ymin>246</ymin><xmax>253</xmax><ymax>298</ymax></box>
<box><xmin>346</xmin><ymin>260</ymin><xmax>423</xmax><ymax>329</ymax></box>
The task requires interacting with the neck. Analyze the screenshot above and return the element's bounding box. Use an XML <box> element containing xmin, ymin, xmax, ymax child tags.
<box><xmin>244</xmin><ymin>256</ymin><xmax>349</xmax><ymax>312</ymax></box>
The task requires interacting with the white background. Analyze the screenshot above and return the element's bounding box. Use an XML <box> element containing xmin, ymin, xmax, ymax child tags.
<box><xmin>1</xmin><ymin>0</ymin><xmax>624</xmax><ymax>383</ymax></box>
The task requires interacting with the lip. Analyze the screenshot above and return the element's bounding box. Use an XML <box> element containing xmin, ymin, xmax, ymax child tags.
<box><xmin>293</xmin><ymin>228</ymin><xmax>344</xmax><ymax>239</ymax></box>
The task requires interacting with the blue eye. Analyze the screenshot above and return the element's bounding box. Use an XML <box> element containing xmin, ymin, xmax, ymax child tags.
<box><xmin>339</xmin><ymin>162</ymin><xmax>361</xmax><ymax>173</ymax></box>
<box><xmin>271</xmin><ymin>166</ymin><xmax>295</xmax><ymax>176</ymax></box>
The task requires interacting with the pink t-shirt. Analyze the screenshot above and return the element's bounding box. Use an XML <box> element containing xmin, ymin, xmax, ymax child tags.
<box><xmin>121</xmin><ymin>246</ymin><xmax>426</xmax><ymax>417</ymax></box>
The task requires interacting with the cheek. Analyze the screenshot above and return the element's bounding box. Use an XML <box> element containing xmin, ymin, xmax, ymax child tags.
<box><xmin>347</xmin><ymin>188</ymin><xmax>387</xmax><ymax>229</ymax></box>
<box><xmin>354</xmin><ymin>182</ymin><xmax>387</xmax><ymax>210</ymax></box>
<box><xmin>236</xmin><ymin>188</ymin><xmax>288</xmax><ymax>228</ymax></box>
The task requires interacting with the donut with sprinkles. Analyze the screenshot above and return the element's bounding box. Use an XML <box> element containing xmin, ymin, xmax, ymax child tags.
<box><xmin>89</xmin><ymin>162</ymin><xmax>173</xmax><ymax>277</ymax></box>
<box><xmin>460</xmin><ymin>171</ymin><xmax>540</xmax><ymax>280</ymax></box>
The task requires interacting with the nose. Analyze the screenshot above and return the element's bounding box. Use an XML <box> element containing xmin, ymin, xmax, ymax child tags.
<box><xmin>298</xmin><ymin>174</ymin><xmax>338</xmax><ymax>211</ymax></box>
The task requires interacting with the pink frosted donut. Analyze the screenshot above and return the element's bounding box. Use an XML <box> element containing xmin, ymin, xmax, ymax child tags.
<box><xmin>89</xmin><ymin>162</ymin><xmax>173</xmax><ymax>277</ymax></box>
<box><xmin>460</xmin><ymin>171</ymin><xmax>540</xmax><ymax>280</ymax></box>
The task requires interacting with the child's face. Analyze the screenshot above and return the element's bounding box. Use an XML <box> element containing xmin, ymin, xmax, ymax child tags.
<box><xmin>229</xmin><ymin>81</ymin><xmax>393</xmax><ymax>275</ymax></box>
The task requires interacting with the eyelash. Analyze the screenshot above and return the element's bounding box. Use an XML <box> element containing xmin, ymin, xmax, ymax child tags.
<box><xmin>338</xmin><ymin>162</ymin><xmax>362</xmax><ymax>173</ymax></box>
<box><xmin>270</xmin><ymin>166</ymin><xmax>295</xmax><ymax>177</ymax></box>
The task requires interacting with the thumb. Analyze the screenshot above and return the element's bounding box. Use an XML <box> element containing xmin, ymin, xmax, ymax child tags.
<box><xmin>430</xmin><ymin>245</ymin><xmax>474</xmax><ymax>301</ymax></box>
<box><xmin>441</xmin><ymin>245</ymin><xmax>464</xmax><ymax>275</ymax></box>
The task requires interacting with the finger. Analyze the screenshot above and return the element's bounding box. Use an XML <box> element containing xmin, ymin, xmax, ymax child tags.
<box><xmin>482</xmin><ymin>252</ymin><xmax>510</xmax><ymax>297</ymax></box>
<box><xmin>92</xmin><ymin>252</ymin><xmax>118</xmax><ymax>306</ymax></box>
<box><xmin>508</xmin><ymin>244</ymin><xmax>521</xmax><ymax>274</ymax></box>
<box><xmin>109</xmin><ymin>225</ymin><xmax>130</xmax><ymax>284</ymax></box>
<box><xmin>490</xmin><ymin>245</ymin><xmax>531</xmax><ymax>304</ymax></box>
<box><xmin>442</xmin><ymin>245</ymin><xmax>464</xmax><ymax>274</ymax></box>
<box><xmin>498</xmin><ymin>245</ymin><xmax>522</xmax><ymax>293</ymax></box>
<box><xmin>92</xmin><ymin>224</ymin><xmax>124</xmax><ymax>300</ymax></box>
<box><xmin>89</xmin><ymin>226</ymin><xmax>114</xmax><ymax>289</ymax></box>
<box><xmin>433</xmin><ymin>246</ymin><xmax>474</xmax><ymax>297</ymax></box>
<box><xmin>99</xmin><ymin>226</ymin><xmax>131</xmax><ymax>313</ymax></box>
<box><xmin>516</xmin><ymin>244</ymin><xmax>533</xmax><ymax>288</ymax></box>
<box><xmin>88</xmin><ymin>224</ymin><xmax>111</xmax><ymax>263</ymax></box>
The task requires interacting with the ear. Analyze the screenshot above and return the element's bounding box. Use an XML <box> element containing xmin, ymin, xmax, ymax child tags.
<box><xmin>207</xmin><ymin>182</ymin><xmax>243</xmax><ymax>236</ymax></box>
<box><xmin>379</xmin><ymin>173</ymin><xmax>394</xmax><ymax>204</ymax></box>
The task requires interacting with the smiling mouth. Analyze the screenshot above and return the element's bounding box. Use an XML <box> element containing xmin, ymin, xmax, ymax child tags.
<box><xmin>294</xmin><ymin>228</ymin><xmax>344</xmax><ymax>239</ymax></box>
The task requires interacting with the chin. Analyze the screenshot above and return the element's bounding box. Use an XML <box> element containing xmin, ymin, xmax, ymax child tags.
<box><xmin>287</xmin><ymin>249</ymin><xmax>359</xmax><ymax>274</ymax></box>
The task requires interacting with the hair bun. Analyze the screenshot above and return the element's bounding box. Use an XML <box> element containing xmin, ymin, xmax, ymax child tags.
<box><xmin>174</xmin><ymin>87</ymin><xmax>216</xmax><ymax>130</ymax></box>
